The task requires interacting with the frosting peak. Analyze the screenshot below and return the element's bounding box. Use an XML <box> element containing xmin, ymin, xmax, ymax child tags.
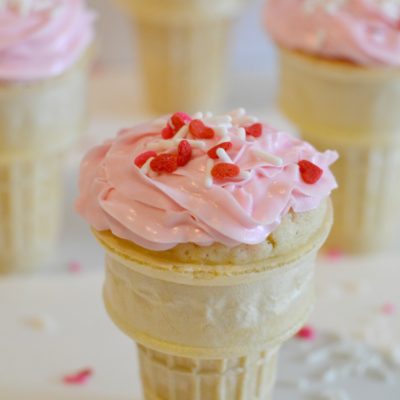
<box><xmin>0</xmin><ymin>0</ymin><xmax>94</xmax><ymax>81</ymax></box>
<box><xmin>265</xmin><ymin>0</ymin><xmax>400</xmax><ymax>67</ymax></box>
<box><xmin>76</xmin><ymin>110</ymin><xmax>338</xmax><ymax>251</ymax></box>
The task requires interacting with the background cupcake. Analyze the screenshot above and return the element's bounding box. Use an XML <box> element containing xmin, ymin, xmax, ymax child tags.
<box><xmin>0</xmin><ymin>0</ymin><xmax>94</xmax><ymax>273</ymax></box>
<box><xmin>77</xmin><ymin>110</ymin><xmax>337</xmax><ymax>399</ymax></box>
<box><xmin>265</xmin><ymin>0</ymin><xmax>400</xmax><ymax>253</ymax></box>
<box><xmin>115</xmin><ymin>0</ymin><xmax>251</xmax><ymax>114</ymax></box>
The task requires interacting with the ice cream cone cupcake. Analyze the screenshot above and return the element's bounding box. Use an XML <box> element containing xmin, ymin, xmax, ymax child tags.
<box><xmin>76</xmin><ymin>109</ymin><xmax>338</xmax><ymax>399</ymax></box>
<box><xmin>264</xmin><ymin>0</ymin><xmax>400</xmax><ymax>253</ymax></box>
<box><xmin>116</xmin><ymin>0</ymin><xmax>249</xmax><ymax>113</ymax></box>
<box><xmin>0</xmin><ymin>0</ymin><xmax>94</xmax><ymax>273</ymax></box>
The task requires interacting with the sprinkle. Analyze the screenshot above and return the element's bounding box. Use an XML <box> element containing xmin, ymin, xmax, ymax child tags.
<box><xmin>237</xmin><ymin>127</ymin><xmax>246</xmax><ymax>141</ymax></box>
<box><xmin>204</xmin><ymin>159</ymin><xmax>214</xmax><ymax>188</ymax></box>
<box><xmin>63</xmin><ymin>368</ymin><xmax>93</xmax><ymax>385</ymax></box>
<box><xmin>134</xmin><ymin>151</ymin><xmax>157</xmax><ymax>168</ymax></box>
<box><xmin>153</xmin><ymin>117</ymin><xmax>169</xmax><ymax>129</ymax></box>
<box><xmin>176</xmin><ymin>138</ymin><xmax>206</xmax><ymax>150</ymax></box>
<box><xmin>216</xmin><ymin>148</ymin><xmax>233</xmax><ymax>163</ymax></box>
<box><xmin>67</xmin><ymin>260</ymin><xmax>83</xmax><ymax>274</ymax></box>
<box><xmin>214</xmin><ymin>126</ymin><xmax>230</xmax><ymax>137</ymax></box>
<box><xmin>228</xmin><ymin>108</ymin><xmax>246</xmax><ymax>118</ymax></box>
<box><xmin>174</xmin><ymin>125</ymin><xmax>189</xmax><ymax>140</ymax></box>
<box><xmin>140</xmin><ymin>156</ymin><xmax>155</xmax><ymax>174</ymax></box>
<box><xmin>296</xmin><ymin>325</ymin><xmax>317</xmax><ymax>341</ymax></box>
<box><xmin>238</xmin><ymin>170</ymin><xmax>251</xmax><ymax>180</ymax></box>
<box><xmin>189</xmin><ymin>119</ymin><xmax>215</xmax><ymax>139</ymax></box>
<box><xmin>150</xmin><ymin>154</ymin><xmax>178</xmax><ymax>174</ymax></box>
<box><xmin>204</xmin><ymin>111</ymin><xmax>213</xmax><ymax>118</ymax></box>
<box><xmin>234</xmin><ymin>115</ymin><xmax>258</xmax><ymax>126</ymax></box>
<box><xmin>147</xmin><ymin>140</ymin><xmax>175</xmax><ymax>151</ymax></box>
<box><xmin>204</xmin><ymin>115</ymin><xmax>233</xmax><ymax>125</ymax></box>
<box><xmin>171</xmin><ymin>112</ymin><xmax>191</xmax><ymax>131</ymax></box>
<box><xmin>177</xmin><ymin>140</ymin><xmax>192</xmax><ymax>167</ymax></box>
<box><xmin>211</xmin><ymin>163</ymin><xmax>240</xmax><ymax>180</ymax></box>
<box><xmin>245</xmin><ymin>123</ymin><xmax>263</xmax><ymax>138</ymax></box>
<box><xmin>161</xmin><ymin>125</ymin><xmax>175</xmax><ymax>139</ymax></box>
<box><xmin>298</xmin><ymin>160</ymin><xmax>323</xmax><ymax>184</ymax></box>
<box><xmin>324</xmin><ymin>248</ymin><xmax>344</xmax><ymax>262</ymax></box>
<box><xmin>252</xmin><ymin>149</ymin><xmax>283</xmax><ymax>166</ymax></box>
<box><xmin>207</xmin><ymin>142</ymin><xmax>233</xmax><ymax>159</ymax></box>
<box><xmin>24</xmin><ymin>314</ymin><xmax>57</xmax><ymax>333</ymax></box>
<box><xmin>192</xmin><ymin>111</ymin><xmax>204</xmax><ymax>119</ymax></box>
<box><xmin>382</xmin><ymin>303</ymin><xmax>396</xmax><ymax>315</ymax></box>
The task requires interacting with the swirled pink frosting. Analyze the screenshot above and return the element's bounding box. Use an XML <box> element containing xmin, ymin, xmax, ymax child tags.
<box><xmin>265</xmin><ymin>0</ymin><xmax>400</xmax><ymax>66</ymax></box>
<box><xmin>76</xmin><ymin>111</ymin><xmax>338</xmax><ymax>251</ymax></box>
<box><xmin>0</xmin><ymin>0</ymin><xmax>94</xmax><ymax>81</ymax></box>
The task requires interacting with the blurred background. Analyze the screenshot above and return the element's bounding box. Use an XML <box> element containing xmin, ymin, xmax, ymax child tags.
<box><xmin>88</xmin><ymin>0</ymin><xmax>275</xmax><ymax>76</ymax></box>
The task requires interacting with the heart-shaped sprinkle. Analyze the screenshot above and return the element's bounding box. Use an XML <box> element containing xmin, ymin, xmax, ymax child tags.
<box><xmin>177</xmin><ymin>140</ymin><xmax>192</xmax><ymax>167</ymax></box>
<box><xmin>298</xmin><ymin>160</ymin><xmax>323</xmax><ymax>184</ymax></box>
<box><xmin>211</xmin><ymin>163</ymin><xmax>240</xmax><ymax>180</ymax></box>
<box><xmin>245</xmin><ymin>123</ymin><xmax>262</xmax><ymax>138</ymax></box>
<box><xmin>63</xmin><ymin>368</ymin><xmax>93</xmax><ymax>385</ymax></box>
<box><xmin>171</xmin><ymin>112</ymin><xmax>191</xmax><ymax>131</ymax></box>
<box><xmin>296</xmin><ymin>325</ymin><xmax>316</xmax><ymax>341</ymax></box>
<box><xmin>189</xmin><ymin>119</ymin><xmax>215</xmax><ymax>139</ymax></box>
<box><xmin>134</xmin><ymin>151</ymin><xmax>157</xmax><ymax>168</ymax></box>
<box><xmin>161</xmin><ymin>125</ymin><xmax>175</xmax><ymax>139</ymax></box>
<box><xmin>207</xmin><ymin>142</ymin><xmax>232</xmax><ymax>159</ymax></box>
<box><xmin>150</xmin><ymin>153</ymin><xmax>178</xmax><ymax>174</ymax></box>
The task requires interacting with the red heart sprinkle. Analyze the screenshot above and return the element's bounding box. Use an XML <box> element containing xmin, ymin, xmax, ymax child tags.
<box><xmin>134</xmin><ymin>151</ymin><xmax>157</xmax><ymax>168</ymax></box>
<box><xmin>171</xmin><ymin>112</ymin><xmax>191</xmax><ymax>131</ymax></box>
<box><xmin>177</xmin><ymin>140</ymin><xmax>192</xmax><ymax>167</ymax></box>
<box><xmin>63</xmin><ymin>368</ymin><xmax>93</xmax><ymax>385</ymax></box>
<box><xmin>296</xmin><ymin>325</ymin><xmax>316</xmax><ymax>341</ymax></box>
<box><xmin>207</xmin><ymin>142</ymin><xmax>233</xmax><ymax>159</ymax></box>
<box><xmin>161</xmin><ymin>125</ymin><xmax>175</xmax><ymax>139</ymax></box>
<box><xmin>150</xmin><ymin>153</ymin><xmax>178</xmax><ymax>174</ymax></box>
<box><xmin>211</xmin><ymin>163</ymin><xmax>240</xmax><ymax>180</ymax></box>
<box><xmin>298</xmin><ymin>160</ymin><xmax>323</xmax><ymax>184</ymax></box>
<box><xmin>245</xmin><ymin>123</ymin><xmax>262</xmax><ymax>138</ymax></box>
<box><xmin>189</xmin><ymin>119</ymin><xmax>215</xmax><ymax>139</ymax></box>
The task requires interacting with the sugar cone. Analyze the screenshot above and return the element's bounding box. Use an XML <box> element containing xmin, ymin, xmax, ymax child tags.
<box><xmin>0</xmin><ymin>51</ymin><xmax>91</xmax><ymax>272</ymax></box>
<box><xmin>278</xmin><ymin>48</ymin><xmax>400</xmax><ymax>253</ymax></box>
<box><xmin>116</xmin><ymin>0</ymin><xmax>249</xmax><ymax>113</ymax></box>
<box><xmin>93</xmin><ymin>201</ymin><xmax>333</xmax><ymax>399</ymax></box>
<box><xmin>0</xmin><ymin>152</ymin><xmax>63</xmax><ymax>273</ymax></box>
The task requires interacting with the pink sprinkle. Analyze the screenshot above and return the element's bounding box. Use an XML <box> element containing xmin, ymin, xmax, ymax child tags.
<box><xmin>63</xmin><ymin>368</ymin><xmax>93</xmax><ymax>385</ymax></box>
<box><xmin>68</xmin><ymin>260</ymin><xmax>83</xmax><ymax>274</ymax></box>
<box><xmin>324</xmin><ymin>248</ymin><xmax>344</xmax><ymax>262</ymax></box>
<box><xmin>382</xmin><ymin>303</ymin><xmax>396</xmax><ymax>315</ymax></box>
<box><xmin>296</xmin><ymin>325</ymin><xmax>316</xmax><ymax>341</ymax></box>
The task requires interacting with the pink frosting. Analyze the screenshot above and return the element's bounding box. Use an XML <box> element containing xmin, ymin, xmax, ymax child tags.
<box><xmin>265</xmin><ymin>0</ymin><xmax>400</xmax><ymax>66</ymax></box>
<box><xmin>76</xmin><ymin>112</ymin><xmax>338</xmax><ymax>251</ymax></box>
<box><xmin>0</xmin><ymin>0</ymin><xmax>94</xmax><ymax>81</ymax></box>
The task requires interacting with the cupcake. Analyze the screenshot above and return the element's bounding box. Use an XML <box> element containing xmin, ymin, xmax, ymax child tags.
<box><xmin>265</xmin><ymin>0</ymin><xmax>400</xmax><ymax>253</ymax></box>
<box><xmin>76</xmin><ymin>109</ymin><xmax>337</xmax><ymax>399</ymax></box>
<box><xmin>0</xmin><ymin>0</ymin><xmax>94</xmax><ymax>272</ymax></box>
<box><xmin>115</xmin><ymin>0</ymin><xmax>249</xmax><ymax>113</ymax></box>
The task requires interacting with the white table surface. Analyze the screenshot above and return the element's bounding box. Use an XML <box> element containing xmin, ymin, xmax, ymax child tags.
<box><xmin>0</xmin><ymin>70</ymin><xmax>400</xmax><ymax>400</ymax></box>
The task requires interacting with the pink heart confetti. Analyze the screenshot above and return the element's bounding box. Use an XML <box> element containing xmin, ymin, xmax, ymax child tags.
<box><xmin>63</xmin><ymin>368</ymin><xmax>93</xmax><ymax>385</ymax></box>
<box><xmin>68</xmin><ymin>260</ymin><xmax>83</xmax><ymax>274</ymax></box>
<box><xmin>296</xmin><ymin>325</ymin><xmax>316</xmax><ymax>341</ymax></box>
<box><xmin>382</xmin><ymin>303</ymin><xmax>396</xmax><ymax>315</ymax></box>
<box><xmin>324</xmin><ymin>248</ymin><xmax>344</xmax><ymax>262</ymax></box>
